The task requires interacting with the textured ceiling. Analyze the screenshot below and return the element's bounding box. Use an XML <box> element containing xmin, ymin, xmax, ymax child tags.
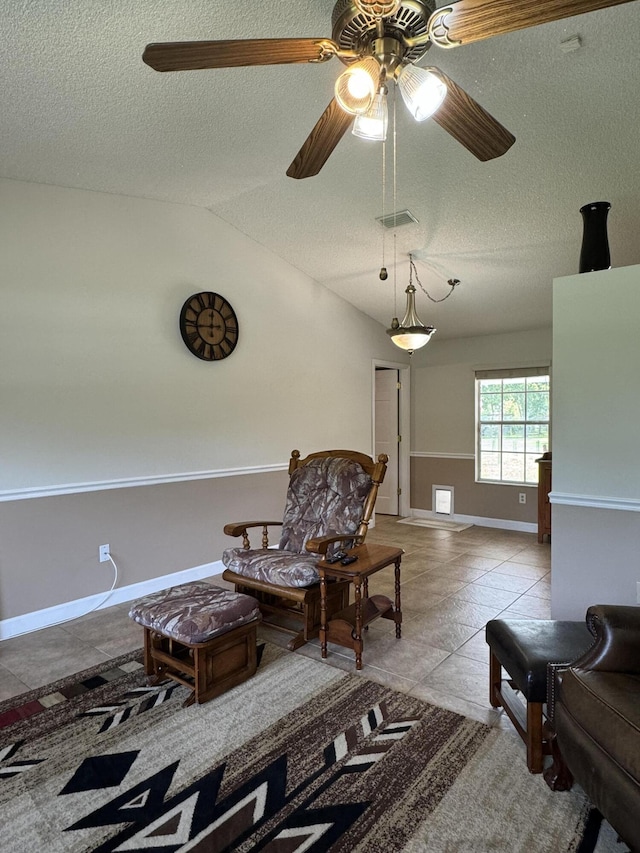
<box><xmin>2</xmin><ymin>0</ymin><xmax>640</xmax><ymax>339</ymax></box>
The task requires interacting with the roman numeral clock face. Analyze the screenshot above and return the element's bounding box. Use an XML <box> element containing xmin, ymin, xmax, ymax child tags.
<box><xmin>179</xmin><ymin>292</ymin><xmax>239</xmax><ymax>361</ymax></box>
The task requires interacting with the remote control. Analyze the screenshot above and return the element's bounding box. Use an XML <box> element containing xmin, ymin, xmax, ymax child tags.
<box><xmin>325</xmin><ymin>551</ymin><xmax>347</xmax><ymax>564</ymax></box>
<box><xmin>340</xmin><ymin>555</ymin><xmax>358</xmax><ymax>566</ymax></box>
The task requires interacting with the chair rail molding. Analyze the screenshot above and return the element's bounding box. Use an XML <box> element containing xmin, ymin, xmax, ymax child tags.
<box><xmin>411</xmin><ymin>451</ymin><xmax>475</xmax><ymax>459</ymax></box>
<box><xmin>549</xmin><ymin>492</ymin><xmax>640</xmax><ymax>512</ymax></box>
<box><xmin>0</xmin><ymin>463</ymin><xmax>288</xmax><ymax>502</ymax></box>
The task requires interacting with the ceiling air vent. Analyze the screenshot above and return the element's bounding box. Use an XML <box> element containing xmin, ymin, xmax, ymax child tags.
<box><xmin>376</xmin><ymin>209</ymin><xmax>419</xmax><ymax>229</ymax></box>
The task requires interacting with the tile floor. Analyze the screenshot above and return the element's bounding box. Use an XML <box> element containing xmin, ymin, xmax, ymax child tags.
<box><xmin>0</xmin><ymin>516</ymin><xmax>550</xmax><ymax>743</ymax></box>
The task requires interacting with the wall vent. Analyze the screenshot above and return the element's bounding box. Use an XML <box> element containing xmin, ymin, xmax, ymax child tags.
<box><xmin>376</xmin><ymin>209</ymin><xmax>419</xmax><ymax>229</ymax></box>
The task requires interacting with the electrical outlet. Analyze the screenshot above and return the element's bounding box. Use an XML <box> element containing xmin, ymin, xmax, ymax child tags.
<box><xmin>637</xmin><ymin>582</ymin><xmax>640</xmax><ymax>604</ymax></box>
<box><xmin>99</xmin><ymin>544</ymin><xmax>110</xmax><ymax>563</ymax></box>
<box><xmin>518</xmin><ymin>493</ymin><xmax>526</xmax><ymax>504</ymax></box>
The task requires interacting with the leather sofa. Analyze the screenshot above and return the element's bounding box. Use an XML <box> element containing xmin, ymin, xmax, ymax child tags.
<box><xmin>548</xmin><ymin>604</ymin><xmax>640</xmax><ymax>851</ymax></box>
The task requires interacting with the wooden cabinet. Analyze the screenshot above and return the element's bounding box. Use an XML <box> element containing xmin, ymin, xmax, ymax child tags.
<box><xmin>536</xmin><ymin>452</ymin><xmax>552</xmax><ymax>543</ymax></box>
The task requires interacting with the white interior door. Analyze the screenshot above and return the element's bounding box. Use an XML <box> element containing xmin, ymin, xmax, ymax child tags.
<box><xmin>375</xmin><ymin>368</ymin><xmax>399</xmax><ymax>515</ymax></box>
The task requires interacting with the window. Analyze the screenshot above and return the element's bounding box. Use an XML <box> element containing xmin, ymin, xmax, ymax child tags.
<box><xmin>476</xmin><ymin>368</ymin><xmax>550</xmax><ymax>485</ymax></box>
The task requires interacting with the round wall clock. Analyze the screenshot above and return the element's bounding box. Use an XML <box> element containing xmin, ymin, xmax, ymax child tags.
<box><xmin>179</xmin><ymin>291</ymin><xmax>239</xmax><ymax>361</ymax></box>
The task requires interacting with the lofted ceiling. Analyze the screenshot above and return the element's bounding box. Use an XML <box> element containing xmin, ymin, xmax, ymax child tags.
<box><xmin>2</xmin><ymin>0</ymin><xmax>640</xmax><ymax>340</ymax></box>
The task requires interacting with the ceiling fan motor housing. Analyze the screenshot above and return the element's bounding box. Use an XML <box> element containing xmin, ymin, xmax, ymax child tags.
<box><xmin>331</xmin><ymin>0</ymin><xmax>435</xmax><ymax>66</ymax></box>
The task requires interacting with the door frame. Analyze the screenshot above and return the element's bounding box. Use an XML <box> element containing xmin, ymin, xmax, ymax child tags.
<box><xmin>372</xmin><ymin>359</ymin><xmax>411</xmax><ymax>518</ymax></box>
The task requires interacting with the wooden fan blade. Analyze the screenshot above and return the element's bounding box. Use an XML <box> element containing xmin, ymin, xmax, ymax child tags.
<box><xmin>143</xmin><ymin>38</ymin><xmax>336</xmax><ymax>71</ymax></box>
<box><xmin>431</xmin><ymin>70</ymin><xmax>515</xmax><ymax>161</ymax></box>
<box><xmin>428</xmin><ymin>0</ymin><xmax>636</xmax><ymax>48</ymax></box>
<box><xmin>287</xmin><ymin>99</ymin><xmax>353</xmax><ymax>179</ymax></box>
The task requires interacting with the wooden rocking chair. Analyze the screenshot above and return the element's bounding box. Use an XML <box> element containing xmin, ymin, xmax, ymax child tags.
<box><xmin>221</xmin><ymin>449</ymin><xmax>387</xmax><ymax>650</ymax></box>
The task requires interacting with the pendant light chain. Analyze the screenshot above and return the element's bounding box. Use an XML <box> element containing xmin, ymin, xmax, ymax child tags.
<box><xmin>410</xmin><ymin>254</ymin><xmax>460</xmax><ymax>303</ymax></box>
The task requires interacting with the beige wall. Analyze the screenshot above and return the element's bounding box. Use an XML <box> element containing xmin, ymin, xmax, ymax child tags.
<box><xmin>0</xmin><ymin>178</ymin><xmax>403</xmax><ymax>624</ymax></box>
<box><xmin>551</xmin><ymin>264</ymin><xmax>640</xmax><ymax>618</ymax></box>
<box><xmin>0</xmin><ymin>471</ymin><xmax>287</xmax><ymax>620</ymax></box>
<box><xmin>410</xmin><ymin>328</ymin><xmax>552</xmax><ymax>522</ymax></box>
<box><xmin>411</xmin><ymin>457</ymin><xmax>537</xmax><ymax>524</ymax></box>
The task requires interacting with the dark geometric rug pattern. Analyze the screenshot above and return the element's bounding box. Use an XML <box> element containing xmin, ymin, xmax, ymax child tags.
<box><xmin>0</xmin><ymin>646</ymin><xmax>622</xmax><ymax>852</ymax></box>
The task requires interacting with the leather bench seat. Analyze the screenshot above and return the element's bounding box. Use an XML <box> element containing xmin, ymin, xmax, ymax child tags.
<box><xmin>486</xmin><ymin>619</ymin><xmax>593</xmax><ymax>701</ymax></box>
<box><xmin>486</xmin><ymin>618</ymin><xmax>593</xmax><ymax>772</ymax></box>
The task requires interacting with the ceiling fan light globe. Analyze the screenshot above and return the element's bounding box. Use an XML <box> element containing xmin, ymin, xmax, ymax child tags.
<box><xmin>352</xmin><ymin>91</ymin><xmax>388</xmax><ymax>140</ymax></box>
<box><xmin>335</xmin><ymin>57</ymin><xmax>380</xmax><ymax>115</ymax></box>
<box><xmin>348</xmin><ymin>71</ymin><xmax>373</xmax><ymax>99</ymax></box>
<box><xmin>397</xmin><ymin>65</ymin><xmax>447</xmax><ymax>121</ymax></box>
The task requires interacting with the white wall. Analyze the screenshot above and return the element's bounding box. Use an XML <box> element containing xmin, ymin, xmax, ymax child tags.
<box><xmin>551</xmin><ymin>264</ymin><xmax>640</xmax><ymax>618</ymax></box>
<box><xmin>0</xmin><ymin>177</ymin><xmax>403</xmax><ymax>622</ymax></box>
<box><xmin>552</xmin><ymin>265</ymin><xmax>640</xmax><ymax>500</ymax></box>
<box><xmin>0</xmin><ymin>178</ymin><xmax>401</xmax><ymax>496</ymax></box>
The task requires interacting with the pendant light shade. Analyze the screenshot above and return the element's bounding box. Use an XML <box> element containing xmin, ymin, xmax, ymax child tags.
<box><xmin>397</xmin><ymin>65</ymin><xmax>447</xmax><ymax>121</ymax></box>
<box><xmin>352</xmin><ymin>90</ymin><xmax>388</xmax><ymax>140</ymax></box>
<box><xmin>386</xmin><ymin>284</ymin><xmax>436</xmax><ymax>354</ymax></box>
<box><xmin>335</xmin><ymin>57</ymin><xmax>381</xmax><ymax>115</ymax></box>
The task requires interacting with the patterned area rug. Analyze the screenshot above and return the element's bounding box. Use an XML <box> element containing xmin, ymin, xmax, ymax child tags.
<box><xmin>0</xmin><ymin>644</ymin><xmax>627</xmax><ymax>852</ymax></box>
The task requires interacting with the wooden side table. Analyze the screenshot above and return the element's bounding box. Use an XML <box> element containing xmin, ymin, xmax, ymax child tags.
<box><xmin>317</xmin><ymin>543</ymin><xmax>403</xmax><ymax>670</ymax></box>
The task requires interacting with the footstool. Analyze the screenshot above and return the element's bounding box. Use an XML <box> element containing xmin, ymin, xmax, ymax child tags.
<box><xmin>129</xmin><ymin>582</ymin><xmax>261</xmax><ymax>707</ymax></box>
<box><xmin>486</xmin><ymin>619</ymin><xmax>593</xmax><ymax>773</ymax></box>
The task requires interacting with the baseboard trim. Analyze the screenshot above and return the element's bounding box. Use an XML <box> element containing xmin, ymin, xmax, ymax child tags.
<box><xmin>409</xmin><ymin>507</ymin><xmax>537</xmax><ymax>534</ymax></box>
<box><xmin>0</xmin><ymin>559</ymin><xmax>225</xmax><ymax>640</ymax></box>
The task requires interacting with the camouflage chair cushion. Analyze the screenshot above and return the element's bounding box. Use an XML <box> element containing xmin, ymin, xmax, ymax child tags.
<box><xmin>222</xmin><ymin>456</ymin><xmax>372</xmax><ymax>589</ymax></box>
<box><xmin>222</xmin><ymin>548</ymin><xmax>320</xmax><ymax>588</ymax></box>
<box><xmin>129</xmin><ymin>581</ymin><xmax>261</xmax><ymax>645</ymax></box>
<box><xmin>279</xmin><ymin>456</ymin><xmax>372</xmax><ymax>553</ymax></box>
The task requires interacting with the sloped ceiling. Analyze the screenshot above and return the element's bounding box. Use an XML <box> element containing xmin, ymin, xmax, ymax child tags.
<box><xmin>2</xmin><ymin>0</ymin><xmax>640</xmax><ymax>339</ymax></box>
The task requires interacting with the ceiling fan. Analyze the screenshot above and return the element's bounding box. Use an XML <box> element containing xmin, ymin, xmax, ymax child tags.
<box><xmin>143</xmin><ymin>0</ymin><xmax>634</xmax><ymax>179</ymax></box>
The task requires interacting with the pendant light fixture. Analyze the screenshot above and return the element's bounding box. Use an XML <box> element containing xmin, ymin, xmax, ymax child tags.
<box><xmin>386</xmin><ymin>256</ymin><xmax>460</xmax><ymax>354</ymax></box>
<box><xmin>386</xmin><ymin>257</ymin><xmax>436</xmax><ymax>353</ymax></box>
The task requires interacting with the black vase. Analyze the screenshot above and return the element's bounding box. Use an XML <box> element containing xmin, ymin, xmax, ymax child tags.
<box><xmin>579</xmin><ymin>201</ymin><xmax>611</xmax><ymax>273</ymax></box>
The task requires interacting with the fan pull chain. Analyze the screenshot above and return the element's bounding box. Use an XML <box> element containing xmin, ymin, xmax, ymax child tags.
<box><xmin>393</xmin><ymin>87</ymin><xmax>398</xmax><ymax>318</ymax></box>
<box><xmin>380</xmin><ymin>138</ymin><xmax>387</xmax><ymax>278</ymax></box>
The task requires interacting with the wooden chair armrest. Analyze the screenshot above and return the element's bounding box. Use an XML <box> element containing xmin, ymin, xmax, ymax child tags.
<box><xmin>223</xmin><ymin>520</ymin><xmax>282</xmax><ymax>550</ymax></box>
<box><xmin>305</xmin><ymin>533</ymin><xmax>366</xmax><ymax>556</ymax></box>
<box><xmin>223</xmin><ymin>521</ymin><xmax>283</xmax><ymax>537</ymax></box>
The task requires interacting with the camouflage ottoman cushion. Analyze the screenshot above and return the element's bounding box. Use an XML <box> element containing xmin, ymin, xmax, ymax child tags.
<box><xmin>129</xmin><ymin>581</ymin><xmax>261</xmax><ymax>645</ymax></box>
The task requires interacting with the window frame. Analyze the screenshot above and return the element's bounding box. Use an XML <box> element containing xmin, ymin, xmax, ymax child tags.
<box><xmin>475</xmin><ymin>367</ymin><xmax>551</xmax><ymax>487</ymax></box>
